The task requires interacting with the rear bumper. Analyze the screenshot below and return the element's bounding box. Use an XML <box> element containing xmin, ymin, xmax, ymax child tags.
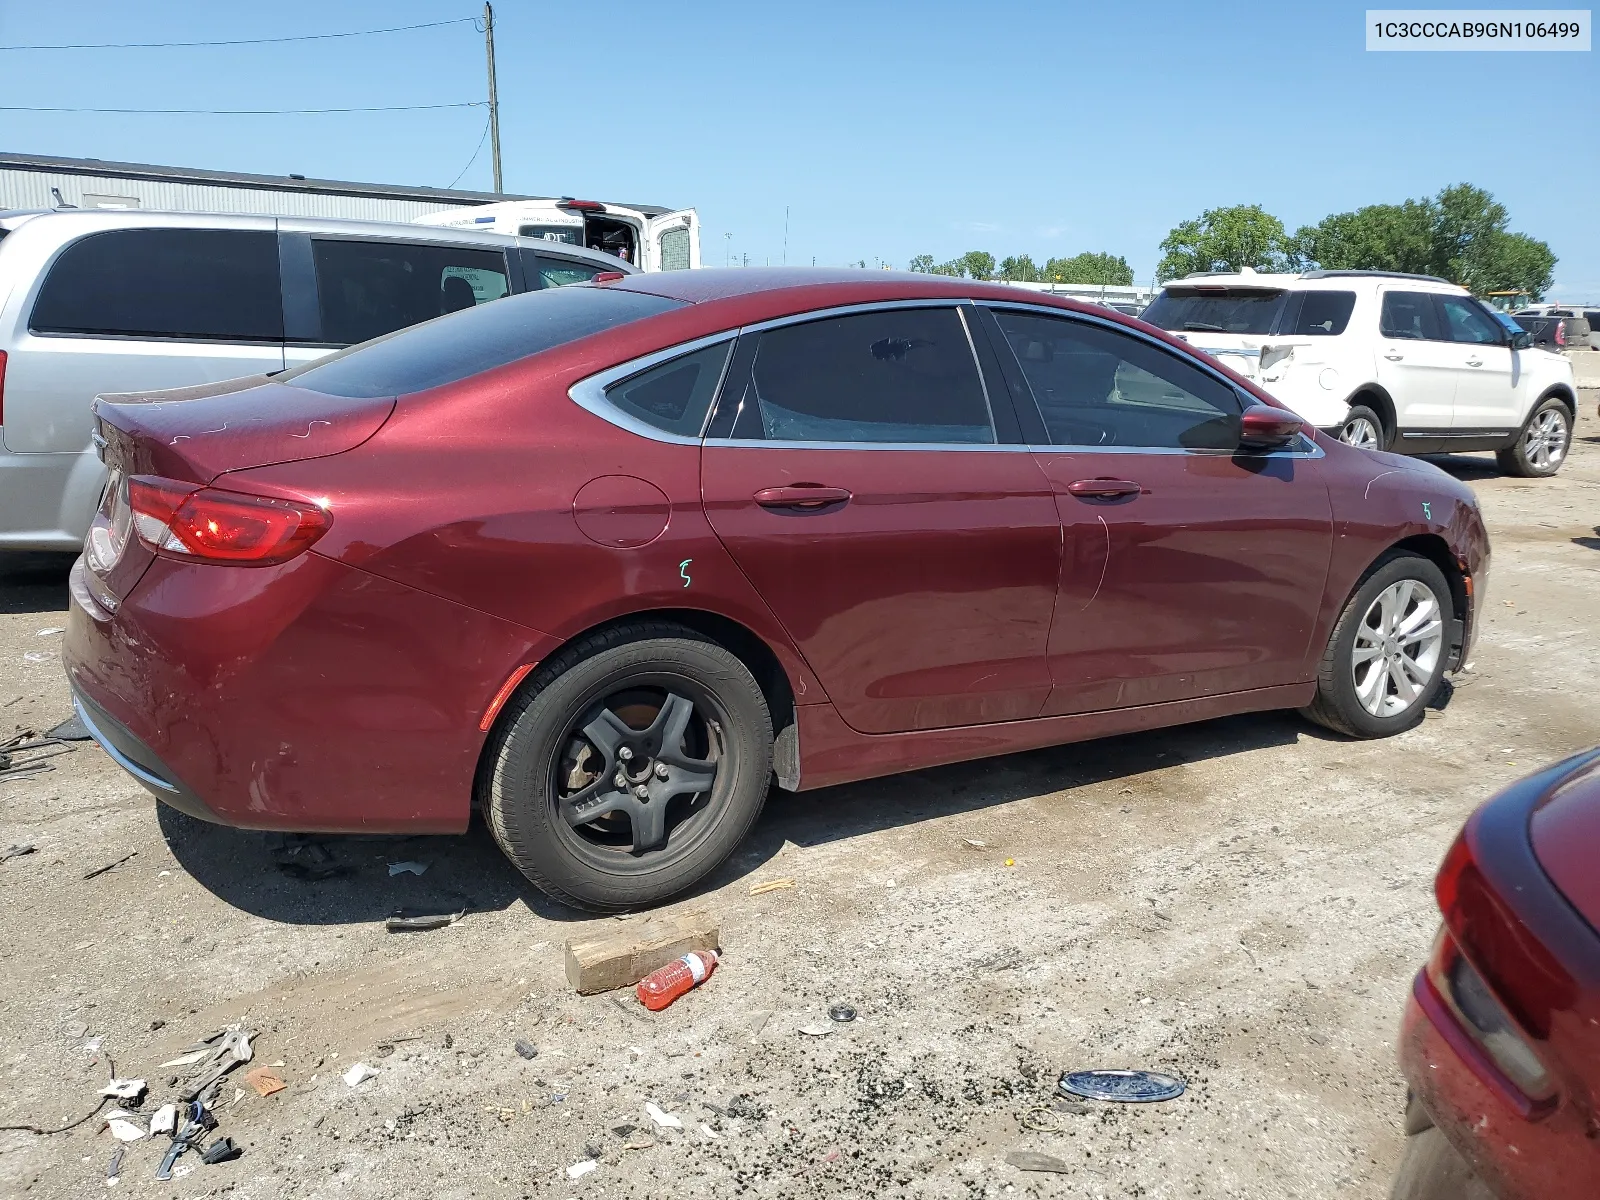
<box><xmin>64</xmin><ymin>551</ymin><xmax>558</xmax><ymax>834</ymax></box>
<box><xmin>71</xmin><ymin>686</ymin><xmax>221</xmax><ymax>824</ymax></box>
<box><xmin>1400</xmin><ymin>969</ymin><xmax>1598</xmax><ymax>1200</ymax></box>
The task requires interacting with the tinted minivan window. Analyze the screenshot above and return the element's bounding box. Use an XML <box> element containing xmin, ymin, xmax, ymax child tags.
<box><xmin>733</xmin><ymin>307</ymin><xmax>994</xmax><ymax>444</ymax></box>
<box><xmin>282</xmin><ymin>285</ymin><xmax>682</xmax><ymax>399</ymax></box>
<box><xmin>311</xmin><ymin>239</ymin><xmax>510</xmax><ymax>346</ymax></box>
<box><xmin>993</xmin><ymin>309</ymin><xmax>1243</xmax><ymax>450</ymax></box>
<box><xmin>31</xmin><ymin>228</ymin><xmax>282</xmax><ymax>341</ymax></box>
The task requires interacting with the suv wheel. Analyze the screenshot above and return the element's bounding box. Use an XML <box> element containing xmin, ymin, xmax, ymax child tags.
<box><xmin>481</xmin><ymin>623</ymin><xmax>773</xmax><ymax>912</ymax></box>
<box><xmin>1337</xmin><ymin>404</ymin><xmax>1386</xmax><ymax>451</ymax></box>
<box><xmin>1495</xmin><ymin>397</ymin><xmax>1571</xmax><ymax>477</ymax></box>
<box><xmin>1302</xmin><ymin>552</ymin><xmax>1451</xmax><ymax>738</ymax></box>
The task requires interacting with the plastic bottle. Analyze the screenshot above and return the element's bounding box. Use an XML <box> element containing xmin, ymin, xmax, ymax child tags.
<box><xmin>636</xmin><ymin>950</ymin><xmax>719</xmax><ymax>1011</ymax></box>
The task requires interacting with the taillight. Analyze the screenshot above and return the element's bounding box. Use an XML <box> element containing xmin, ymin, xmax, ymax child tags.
<box><xmin>1555</xmin><ymin>324</ymin><xmax>1566</xmax><ymax>346</ymax></box>
<box><xmin>1424</xmin><ymin>926</ymin><xmax>1555</xmax><ymax>1103</ymax></box>
<box><xmin>0</xmin><ymin>348</ymin><xmax>8</xmax><ymax>425</ymax></box>
<box><xmin>128</xmin><ymin>475</ymin><xmax>330</xmax><ymax>566</ymax></box>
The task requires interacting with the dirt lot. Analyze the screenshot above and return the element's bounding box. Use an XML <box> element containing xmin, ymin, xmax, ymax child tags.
<box><xmin>3</xmin><ymin>365</ymin><xmax>1598</xmax><ymax>1200</ymax></box>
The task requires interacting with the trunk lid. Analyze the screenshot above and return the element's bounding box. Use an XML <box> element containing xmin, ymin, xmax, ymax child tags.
<box><xmin>1529</xmin><ymin>757</ymin><xmax>1600</xmax><ymax>935</ymax></box>
<box><xmin>94</xmin><ymin>376</ymin><xmax>395</xmax><ymax>485</ymax></box>
<box><xmin>82</xmin><ymin>377</ymin><xmax>393</xmax><ymax>608</ymax></box>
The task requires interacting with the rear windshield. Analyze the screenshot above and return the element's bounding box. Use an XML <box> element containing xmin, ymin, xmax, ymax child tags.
<box><xmin>1141</xmin><ymin>287</ymin><xmax>1287</xmax><ymax>335</ymax></box>
<box><xmin>281</xmin><ymin>285</ymin><xmax>682</xmax><ymax>399</ymax></box>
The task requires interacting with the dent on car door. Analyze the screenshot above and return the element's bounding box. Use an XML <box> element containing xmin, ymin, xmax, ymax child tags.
<box><xmin>981</xmin><ymin>306</ymin><xmax>1335</xmax><ymax>714</ymax></box>
<box><xmin>699</xmin><ymin>304</ymin><xmax>1061</xmax><ymax>734</ymax></box>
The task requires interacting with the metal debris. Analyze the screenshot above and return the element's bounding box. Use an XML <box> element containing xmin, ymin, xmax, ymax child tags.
<box><xmin>1006</xmin><ymin>1150</ymin><xmax>1073</xmax><ymax>1173</ymax></box>
<box><xmin>1057</xmin><ymin>1068</ymin><xmax>1186</xmax><ymax>1103</ymax></box>
<box><xmin>513</xmin><ymin>1040</ymin><xmax>538</xmax><ymax>1060</ymax></box>
<box><xmin>0</xmin><ymin>843</ymin><xmax>36</xmax><ymax>862</ymax></box>
<box><xmin>387</xmin><ymin>860</ymin><xmax>428</xmax><ymax>876</ymax></box>
<box><xmin>384</xmin><ymin>909</ymin><xmax>465</xmax><ymax>932</ymax></box>
<box><xmin>827</xmin><ymin>1003</ymin><xmax>857</xmax><ymax>1023</ymax></box>
<box><xmin>46</xmin><ymin>714</ymin><xmax>92</xmax><ymax>741</ymax></box>
<box><xmin>82</xmin><ymin>851</ymin><xmax>137</xmax><ymax>880</ymax></box>
<box><xmin>200</xmin><ymin>1136</ymin><xmax>241</xmax><ymax>1165</ymax></box>
<box><xmin>98</xmin><ymin>1079</ymin><xmax>147</xmax><ymax>1101</ymax></box>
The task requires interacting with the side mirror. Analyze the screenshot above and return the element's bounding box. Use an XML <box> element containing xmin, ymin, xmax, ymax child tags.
<box><xmin>1511</xmin><ymin>329</ymin><xmax>1533</xmax><ymax>350</ymax></box>
<box><xmin>1238</xmin><ymin>403</ymin><xmax>1305</xmax><ymax>449</ymax></box>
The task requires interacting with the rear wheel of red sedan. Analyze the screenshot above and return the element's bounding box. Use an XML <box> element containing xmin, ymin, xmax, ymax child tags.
<box><xmin>481</xmin><ymin>623</ymin><xmax>773</xmax><ymax>912</ymax></box>
<box><xmin>1302</xmin><ymin>552</ymin><xmax>1452</xmax><ymax>738</ymax></box>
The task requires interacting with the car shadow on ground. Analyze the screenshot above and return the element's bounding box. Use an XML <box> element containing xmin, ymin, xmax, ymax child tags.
<box><xmin>0</xmin><ymin>552</ymin><xmax>75</xmax><ymax>615</ymax></box>
<box><xmin>1419</xmin><ymin>453</ymin><xmax>1506</xmax><ymax>480</ymax></box>
<box><xmin>159</xmin><ymin>702</ymin><xmax>1402</xmax><ymax>928</ymax></box>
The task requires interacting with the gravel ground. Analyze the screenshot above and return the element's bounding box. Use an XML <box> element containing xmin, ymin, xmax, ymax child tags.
<box><xmin>3</xmin><ymin>368</ymin><xmax>1597</xmax><ymax>1199</ymax></box>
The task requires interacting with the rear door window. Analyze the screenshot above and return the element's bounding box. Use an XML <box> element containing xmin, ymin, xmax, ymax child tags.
<box><xmin>1280</xmin><ymin>290</ymin><xmax>1356</xmax><ymax>336</ymax></box>
<box><xmin>311</xmin><ymin>239</ymin><xmax>510</xmax><ymax>346</ymax></box>
<box><xmin>602</xmin><ymin>343</ymin><xmax>731</xmax><ymax>438</ymax></box>
<box><xmin>992</xmin><ymin>308</ymin><xmax>1244</xmax><ymax>451</ymax></box>
<box><xmin>1379</xmin><ymin>291</ymin><xmax>1443</xmax><ymax>341</ymax></box>
<box><xmin>1141</xmin><ymin>287</ymin><xmax>1287</xmax><ymax>334</ymax></box>
<box><xmin>724</xmin><ymin>307</ymin><xmax>995</xmax><ymax>444</ymax></box>
<box><xmin>30</xmin><ymin>228</ymin><xmax>282</xmax><ymax>342</ymax></box>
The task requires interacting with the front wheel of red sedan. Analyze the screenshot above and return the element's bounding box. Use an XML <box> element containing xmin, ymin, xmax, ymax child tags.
<box><xmin>1302</xmin><ymin>552</ymin><xmax>1452</xmax><ymax>739</ymax></box>
<box><xmin>481</xmin><ymin>623</ymin><xmax>773</xmax><ymax>912</ymax></box>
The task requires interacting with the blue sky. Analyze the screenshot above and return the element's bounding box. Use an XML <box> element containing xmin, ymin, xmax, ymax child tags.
<box><xmin>2</xmin><ymin>1</ymin><xmax>1596</xmax><ymax>294</ymax></box>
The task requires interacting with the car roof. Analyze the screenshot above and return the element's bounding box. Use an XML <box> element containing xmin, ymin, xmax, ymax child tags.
<box><xmin>1164</xmin><ymin>269</ymin><xmax>1464</xmax><ymax>294</ymax></box>
<box><xmin>607</xmin><ymin>266</ymin><xmax>1078</xmax><ymax>308</ymax></box>
<box><xmin>0</xmin><ymin>208</ymin><xmax>636</xmax><ymax>271</ymax></box>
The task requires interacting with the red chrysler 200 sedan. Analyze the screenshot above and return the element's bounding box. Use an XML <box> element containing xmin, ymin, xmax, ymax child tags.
<box><xmin>63</xmin><ymin>269</ymin><xmax>1489</xmax><ymax>910</ymax></box>
<box><xmin>1392</xmin><ymin>748</ymin><xmax>1600</xmax><ymax>1200</ymax></box>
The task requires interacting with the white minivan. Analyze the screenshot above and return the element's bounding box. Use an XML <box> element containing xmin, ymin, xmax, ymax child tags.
<box><xmin>0</xmin><ymin>209</ymin><xmax>634</xmax><ymax>550</ymax></box>
<box><xmin>414</xmin><ymin>198</ymin><xmax>699</xmax><ymax>272</ymax></box>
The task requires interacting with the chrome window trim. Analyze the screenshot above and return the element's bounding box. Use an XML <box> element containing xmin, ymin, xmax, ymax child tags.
<box><xmin>567</xmin><ymin>330</ymin><xmax>739</xmax><ymax>446</ymax></box>
<box><xmin>982</xmin><ymin>300</ymin><xmax>1325</xmax><ymax>460</ymax></box>
<box><xmin>569</xmin><ymin>298</ymin><xmax>1003</xmax><ymax>449</ymax></box>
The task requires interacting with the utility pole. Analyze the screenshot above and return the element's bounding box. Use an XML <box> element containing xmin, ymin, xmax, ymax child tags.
<box><xmin>484</xmin><ymin>3</ymin><xmax>503</xmax><ymax>193</ymax></box>
<box><xmin>783</xmin><ymin>206</ymin><xmax>789</xmax><ymax>266</ymax></box>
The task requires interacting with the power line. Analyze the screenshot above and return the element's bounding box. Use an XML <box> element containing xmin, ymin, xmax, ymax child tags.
<box><xmin>0</xmin><ymin>102</ymin><xmax>487</xmax><ymax>115</ymax></box>
<box><xmin>447</xmin><ymin>113</ymin><xmax>494</xmax><ymax>189</ymax></box>
<box><xmin>0</xmin><ymin>18</ymin><xmax>477</xmax><ymax>51</ymax></box>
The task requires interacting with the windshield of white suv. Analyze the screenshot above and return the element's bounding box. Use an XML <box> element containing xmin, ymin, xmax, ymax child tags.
<box><xmin>1142</xmin><ymin>287</ymin><xmax>1287</xmax><ymax>334</ymax></box>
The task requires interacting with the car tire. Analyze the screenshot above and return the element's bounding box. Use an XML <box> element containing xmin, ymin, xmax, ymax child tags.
<box><xmin>1336</xmin><ymin>404</ymin><xmax>1387</xmax><ymax>451</ymax></box>
<box><xmin>1390</xmin><ymin>1126</ymin><xmax>1494</xmax><ymax>1200</ymax></box>
<box><xmin>1495</xmin><ymin>396</ymin><xmax>1572</xmax><ymax>478</ymax></box>
<box><xmin>1301</xmin><ymin>552</ymin><xmax>1452</xmax><ymax>739</ymax></box>
<box><xmin>480</xmin><ymin>622</ymin><xmax>773</xmax><ymax>912</ymax></box>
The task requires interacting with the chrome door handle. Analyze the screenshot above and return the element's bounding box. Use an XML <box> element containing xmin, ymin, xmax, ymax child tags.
<box><xmin>1066</xmin><ymin>478</ymin><xmax>1143</xmax><ymax>499</ymax></box>
<box><xmin>1466</xmin><ymin>359</ymin><xmax>1483</xmax><ymax>367</ymax></box>
<box><xmin>1384</xmin><ymin>353</ymin><xmax>1405</xmax><ymax>361</ymax></box>
<box><xmin>753</xmin><ymin>485</ymin><xmax>852</xmax><ymax>511</ymax></box>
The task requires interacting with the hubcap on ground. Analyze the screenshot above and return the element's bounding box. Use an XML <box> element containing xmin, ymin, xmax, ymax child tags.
<box><xmin>1523</xmin><ymin>408</ymin><xmax>1567</xmax><ymax>471</ymax></box>
<box><xmin>1340</xmin><ymin>416</ymin><xmax>1380</xmax><ymax>450</ymax></box>
<box><xmin>1351</xmin><ymin>579</ymin><xmax>1444</xmax><ymax>717</ymax></box>
<box><xmin>556</xmin><ymin>690</ymin><xmax>720</xmax><ymax>855</ymax></box>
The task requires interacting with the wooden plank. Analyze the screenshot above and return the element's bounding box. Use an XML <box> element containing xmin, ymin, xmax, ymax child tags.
<box><xmin>564</xmin><ymin>910</ymin><xmax>720</xmax><ymax>995</ymax></box>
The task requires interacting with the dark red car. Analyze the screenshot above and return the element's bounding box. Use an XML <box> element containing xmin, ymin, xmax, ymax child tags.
<box><xmin>63</xmin><ymin>269</ymin><xmax>1488</xmax><ymax>910</ymax></box>
<box><xmin>1393</xmin><ymin>748</ymin><xmax>1600</xmax><ymax>1199</ymax></box>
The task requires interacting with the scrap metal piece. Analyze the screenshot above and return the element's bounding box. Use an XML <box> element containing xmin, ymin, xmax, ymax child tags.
<box><xmin>1056</xmin><ymin>1068</ymin><xmax>1186</xmax><ymax>1103</ymax></box>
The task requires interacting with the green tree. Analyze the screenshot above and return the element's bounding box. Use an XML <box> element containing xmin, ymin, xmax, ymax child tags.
<box><xmin>958</xmin><ymin>250</ymin><xmax>996</xmax><ymax>280</ymax></box>
<box><xmin>1292</xmin><ymin>201</ymin><xmax>1436</xmax><ymax>275</ymax></box>
<box><xmin>908</xmin><ymin>254</ymin><xmax>935</xmax><ymax>274</ymax></box>
<box><xmin>930</xmin><ymin>258</ymin><xmax>964</xmax><ymax>277</ymax></box>
<box><xmin>1041</xmin><ymin>251</ymin><xmax>1134</xmax><ymax>286</ymax></box>
<box><xmin>998</xmin><ymin>254</ymin><xmax>1040</xmax><ymax>282</ymax></box>
<box><xmin>1157</xmin><ymin>204</ymin><xmax>1295</xmax><ymax>280</ymax></box>
<box><xmin>1293</xmin><ymin>184</ymin><xmax>1556</xmax><ymax>299</ymax></box>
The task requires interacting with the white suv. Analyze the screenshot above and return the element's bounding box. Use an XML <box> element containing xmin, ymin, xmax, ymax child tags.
<box><xmin>1142</xmin><ymin>269</ymin><xmax>1579</xmax><ymax>477</ymax></box>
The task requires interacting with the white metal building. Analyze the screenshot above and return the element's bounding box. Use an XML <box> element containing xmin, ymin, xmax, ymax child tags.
<box><xmin>0</xmin><ymin>151</ymin><xmax>563</xmax><ymax>222</ymax></box>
